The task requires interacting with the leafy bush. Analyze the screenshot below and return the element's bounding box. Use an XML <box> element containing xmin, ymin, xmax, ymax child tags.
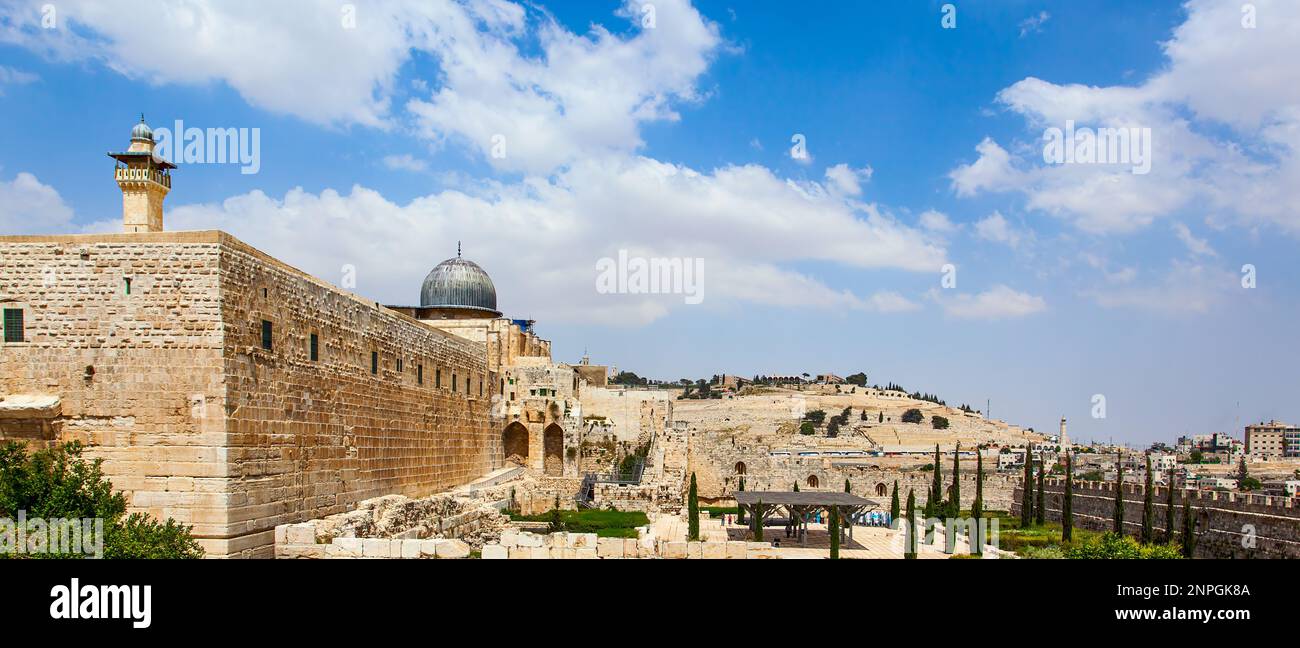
<box><xmin>1064</xmin><ymin>533</ymin><xmax>1183</xmax><ymax>559</ymax></box>
<box><xmin>931</xmin><ymin>416</ymin><xmax>949</xmax><ymax>430</ymax></box>
<box><xmin>0</xmin><ymin>441</ymin><xmax>204</xmax><ymax>559</ymax></box>
<box><xmin>799</xmin><ymin>421</ymin><xmax>815</xmax><ymax>435</ymax></box>
<box><xmin>901</xmin><ymin>409</ymin><xmax>924</xmax><ymax>424</ymax></box>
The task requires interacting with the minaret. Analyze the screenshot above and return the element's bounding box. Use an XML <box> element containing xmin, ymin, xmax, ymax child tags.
<box><xmin>1059</xmin><ymin>416</ymin><xmax>1070</xmax><ymax>448</ymax></box>
<box><xmin>109</xmin><ymin>115</ymin><xmax>175</xmax><ymax>233</ymax></box>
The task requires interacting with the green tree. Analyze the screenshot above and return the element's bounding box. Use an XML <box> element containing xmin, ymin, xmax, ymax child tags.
<box><xmin>904</xmin><ymin>489</ymin><xmax>917</xmax><ymax>559</ymax></box>
<box><xmin>844</xmin><ymin>478</ymin><xmax>851</xmax><ymax>493</ymax></box>
<box><xmin>1020</xmin><ymin>453</ymin><xmax>1034</xmax><ymax>527</ymax></box>
<box><xmin>737</xmin><ymin>476</ymin><xmax>746</xmax><ymax>525</ymax></box>
<box><xmin>1062</xmin><ymin>451</ymin><xmax>1074</xmax><ymax>543</ymax></box>
<box><xmin>931</xmin><ymin>415</ymin><xmax>949</xmax><ymax>430</ymax></box>
<box><xmin>829</xmin><ymin>507</ymin><xmax>840</xmax><ymax>559</ymax></box>
<box><xmin>902</xmin><ymin>408</ymin><xmax>924</xmax><ymax>424</ymax></box>
<box><xmin>971</xmin><ymin>451</ymin><xmax>984</xmax><ymax>520</ymax></box>
<box><xmin>0</xmin><ymin>441</ymin><xmax>203</xmax><ymax>559</ymax></box>
<box><xmin>1236</xmin><ymin>456</ymin><xmax>1249</xmax><ymax>489</ymax></box>
<box><xmin>1180</xmin><ymin>498</ymin><xmax>1196</xmax><ymax>558</ymax></box>
<box><xmin>1113</xmin><ymin>451</ymin><xmax>1125</xmax><ymax>534</ymax></box>
<box><xmin>548</xmin><ymin>496</ymin><xmax>565</xmax><ymax>533</ymax></box>
<box><xmin>927</xmin><ymin>444</ymin><xmax>943</xmax><ymax>519</ymax></box>
<box><xmin>1035</xmin><ymin>462</ymin><xmax>1046</xmax><ymax>526</ymax></box>
<box><xmin>687</xmin><ymin>472</ymin><xmax>700</xmax><ymax>541</ymax></box>
<box><xmin>1141</xmin><ymin>454</ymin><xmax>1154</xmax><ymax>544</ymax></box>
<box><xmin>754</xmin><ymin>499</ymin><xmax>764</xmax><ymax>542</ymax></box>
<box><xmin>890</xmin><ymin>481</ymin><xmax>900</xmax><ymax>522</ymax></box>
<box><xmin>948</xmin><ymin>443</ymin><xmax>961</xmax><ymax>519</ymax></box>
<box><xmin>793</xmin><ymin>482</ymin><xmax>800</xmax><ymax>492</ymax></box>
<box><xmin>878</xmin><ymin>411</ymin><xmax>884</xmax><ymax>423</ymax></box>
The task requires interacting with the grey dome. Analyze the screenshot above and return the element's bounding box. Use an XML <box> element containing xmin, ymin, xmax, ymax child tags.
<box><xmin>420</xmin><ymin>256</ymin><xmax>498</xmax><ymax>313</ymax></box>
<box><xmin>131</xmin><ymin>118</ymin><xmax>154</xmax><ymax>141</ymax></box>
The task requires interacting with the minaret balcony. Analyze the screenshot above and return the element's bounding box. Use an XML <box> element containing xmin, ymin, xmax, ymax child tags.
<box><xmin>114</xmin><ymin>166</ymin><xmax>171</xmax><ymax>189</ymax></box>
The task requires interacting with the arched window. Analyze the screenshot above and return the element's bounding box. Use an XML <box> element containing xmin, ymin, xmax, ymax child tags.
<box><xmin>734</xmin><ymin>461</ymin><xmax>746</xmax><ymax>475</ymax></box>
<box><xmin>875</xmin><ymin>483</ymin><xmax>888</xmax><ymax>496</ymax></box>
<box><xmin>806</xmin><ymin>475</ymin><xmax>819</xmax><ymax>488</ymax></box>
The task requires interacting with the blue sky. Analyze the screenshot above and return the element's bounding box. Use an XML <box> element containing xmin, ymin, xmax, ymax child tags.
<box><xmin>1</xmin><ymin>0</ymin><xmax>1297</xmax><ymax>445</ymax></box>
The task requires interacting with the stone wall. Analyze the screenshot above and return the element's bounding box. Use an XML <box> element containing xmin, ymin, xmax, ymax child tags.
<box><xmin>1012</xmin><ymin>479</ymin><xmax>1300</xmax><ymax>558</ymax></box>
<box><xmin>482</xmin><ymin>530</ymin><xmax>784</xmax><ymax>559</ymax></box>
<box><xmin>687</xmin><ymin>429</ymin><xmax>1018</xmax><ymax>511</ymax></box>
<box><xmin>1</xmin><ymin>231</ymin><xmax>501</xmax><ymax>558</ymax></box>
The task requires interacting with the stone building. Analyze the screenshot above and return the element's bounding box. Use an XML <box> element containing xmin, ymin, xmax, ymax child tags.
<box><xmin>0</xmin><ymin>120</ymin><xmax>579</xmax><ymax>557</ymax></box>
<box><xmin>1245</xmin><ymin>420</ymin><xmax>1299</xmax><ymax>459</ymax></box>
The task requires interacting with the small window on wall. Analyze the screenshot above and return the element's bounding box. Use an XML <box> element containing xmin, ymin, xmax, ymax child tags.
<box><xmin>261</xmin><ymin>320</ymin><xmax>273</xmax><ymax>350</ymax></box>
<box><xmin>452</xmin><ymin>374</ymin><xmax>457</xmax><ymax>392</ymax></box>
<box><xmin>124</xmin><ymin>277</ymin><xmax>132</xmax><ymax>295</ymax></box>
<box><xmin>310</xmin><ymin>334</ymin><xmax>319</xmax><ymax>361</ymax></box>
<box><xmin>478</xmin><ymin>379</ymin><xmax>483</xmax><ymax>397</ymax></box>
<box><xmin>436</xmin><ymin>369</ymin><xmax>442</xmax><ymax>388</ymax></box>
<box><xmin>371</xmin><ymin>352</ymin><xmax>378</xmax><ymax>375</ymax></box>
<box><xmin>397</xmin><ymin>358</ymin><xmax>404</xmax><ymax>373</ymax></box>
<box><xmin>500</xmin><ymin>379</ymin><xmax>505</xmax><ymax>394</ymax></box>
<box><xmin>418</xmin><ymin>365</ymin><xmax>424</xmax><ymax>385</ymax></box>
<box><xmin>3</xmin><ymin>309</ymin><xmax>24</xmax><ymax>343</ymax></box>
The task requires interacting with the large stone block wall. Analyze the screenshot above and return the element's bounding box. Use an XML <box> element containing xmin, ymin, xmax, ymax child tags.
<box><xmin>0</xmin><ymin>234</ymin><xmax>230</xmax><ymax>544</ymax></box>
<box><xmin>215</xmin><ymin>237</ymin><xmax>498</xmax><ymax>556</ymax></box>
<box><xmin>1012</xmin><ymin>479</ymin><xmax>1300</xmax><ymax>558</ymax></box>
<box><xmin>1</xmin><ymin>232</ymin><xmax>501</xmax><ymax>558</ymax></box>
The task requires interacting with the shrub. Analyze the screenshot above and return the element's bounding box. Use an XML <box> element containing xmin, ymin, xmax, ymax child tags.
<box><xmin>0</xmin><ymin>441</ymin><xmax>203</xmax><ymax>559</ymax></box>
<box><xmin>901</xmin><ymin>409</ymin><xmax>924</xmax><ymax>424</ymax></box>
<box><xmin>1064</xmin><ymin>533</ymin><xmax>1184</xmax><ymax>559</ymax></box>
<box><xmin>931</xmin><ymin>416</ymin><xmax>949</xmax><ymax>430</ymax></box>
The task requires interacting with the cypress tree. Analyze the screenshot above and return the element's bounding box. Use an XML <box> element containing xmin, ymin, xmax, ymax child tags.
<box><xmin>793</xmin><ymin>482</ymin><xmax>799</xmax><ymax>492</ymax></box>
<box><xmin>1113</xmin><ymin>451</ymin><xmax>1125</xmax><ymax>534</ymax></box>
<box><xmin>737</xmin><ymin>476</ymin><xmax>746</xmax><ymax>525</ymax></box>
<box><xmin>1141</xmin><ymin>454</ymin><xmax>1154</xmax><ymax>544</ymax></box>
<box><xmin>829</xmin><ymin>508</ymin><xmax>840</xmax><ymax>559</ymax></box>
<box><xmin>1035</xmin><ymin>463</ymin><xmax>1046</xmax><ymax>526</ymax></box>
<box><xmin>1180</xmin><ymin>499</ymin><xmax>1196</xmax><ymax>558</ymax></box>
<box><xmin>1164</xmin><ymin>470</ymin><xmax>1176</xmax><ymax>544</ymax></box>
<box><xmin>1020</xmin><ymin>452</ymin><xmax>1034</xmax><ymax>527</ymax></box>
<box><xmin>687</xmin><ymin>472</ymin><xmax>700</xmax><ymax>541</ymax></box>
<box><xmin>890</xmin><ymin>481</ymin><xmax>900</xmax><ymax>522</ymax></box>
<box><xmin>971</xmin><ymin>451</ymin><xmax>984</xmax><ymax>520</ymax></box>
<box><xmin>844</xmin><ymin>478</ymin><xmax>851</xmax><ymax>493</ymax></box>
<box><xmin>1062</xmin><ymin>451</ymin><xmax>1074</xmax><ymax>543</ymax></box>
<box><xmin>949</xmin><ymin>443</ymin><xmax>961</xmax><ymax>519</ymax></box>
<box><xmin>904</xmin><ymin>489</ymin><xmax>917</xmax><ymax>559</ymax></box>
<box><xmin>929</xmin><ymin>444</ymin><xmax>943</xmax><ymax>518</ymax></box>
<box><xmin>754</xmin><ymin>499</ymin><xmax>764</xmax><ymax>542</ymax></box>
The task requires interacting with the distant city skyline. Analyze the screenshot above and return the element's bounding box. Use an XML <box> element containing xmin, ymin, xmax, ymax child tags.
<box><xmin>0</xmin><ymin>0</ymin><xmax>1297</xmax><ymax>444</ymax></box>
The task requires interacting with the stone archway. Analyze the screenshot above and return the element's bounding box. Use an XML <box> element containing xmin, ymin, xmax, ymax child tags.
<box><xmin>806</xmin><ymin>475</ymin><xmax>819</xmax><ymax>489</ymax></box>
<box><xmin>503</xmin><ymin>422</ymin><xmax>529</xmax><ymax>465</ymax></box>
<box><xmin>875</xmin><ymin>482</ymin><xmax>888</xmax><ymax>496</ymax></box>
<box><xmin>735</xmin><ymin>461</ymin><xmax>746</xmax><ymax>475</ymax></box>
<box><xmin>543</xmin><ymin>423</ymin><xmax>564</xmax><ymax>476</ymax></box>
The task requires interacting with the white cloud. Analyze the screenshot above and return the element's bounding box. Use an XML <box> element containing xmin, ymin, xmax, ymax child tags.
<box><xmin>0</xmin><ymin>64</ymin><xmax>37</xmax><ymax>91</ymax></box>
<box><xmin>918</xmin><ymin>209</ymin><xmax>957</xmax><ymax>234</ymax></box>
<box><xmin>1172</xmin><ymin>222</ymin><xmax>1216</xmax><ymax>257</ymax></box>
<box><xmin>0</xmin><ymin>0</ymin><xmax>723</xmax><ymax>172</ymax></box>
<box><xmin>0</xmin><ymin>172</ymin><xmax>74</xmax><ymax>234</ymax></box>
<box><xmin>974</xmin><ymin>211</ymin><xmax>1022</xmax><ymax>248</ymax></box>
<box><xmin>1018</xmin><ymin>11</ymin><xmax>1050</xmax><ymax>37</ymax></box>
<box><xmin>933</xmin><ymin>285</ymin><xmax>1046</xmax><ymax>320</ymax></box>
<box><xmin>823</xmin><ymin>164</ymin><xmax>873</xmax><ymax>197</ymax></box>
<box><xmin>114</xmin><ymin>156</ymin><xmax>944</xmax><ymax>326</ymax></box>
<box><xmin>949</xmin><ymin>0</ymin><xmax>1300</xmax><ymax>236</ymax></box>
<box><xmin>1083</xmin><ymin>260</ymin><xmax>1235</xmax><ymax>314</ymax></box>
<box><xmin>406</xmin><ymin>0</ymin><xmax>724</xmax><ymax>173</ymax></box>
<box><xmin>382</xmin><ymin>154</ymin><xmax>429</xmax><ymax>173</ymax></box>
<box><xmin>949</xmin><ymin>138</ymin><xmax>1023</xmax><ymax>197</ymax></box>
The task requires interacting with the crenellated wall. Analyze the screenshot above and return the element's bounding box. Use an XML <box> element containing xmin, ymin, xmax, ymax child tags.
<box><xmin>1012</xmin><ymin>479</ymin><xmax>1300</xmax><ymax>558</ymax></box>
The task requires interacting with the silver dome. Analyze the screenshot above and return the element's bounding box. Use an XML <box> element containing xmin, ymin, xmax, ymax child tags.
<box><xmin>131</xmin><ymin>117</ymin><xmax>154</xmax><ymax>141</ymax></box>
<box><xmin>419</xmin><ymin>255</ymin><xmax>499</xmax><ymax>314</ymax></box>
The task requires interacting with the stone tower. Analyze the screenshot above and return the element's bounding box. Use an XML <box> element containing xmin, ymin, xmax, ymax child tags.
<box><xmin>1059</xmin><ymin>416</ymin><xmax>1070</xmax><ymax>448</ymax></box>
<box><xmin>109</xmin><ymin>116</ymin><xmax>175</xmax><ymax>233</ymax></box>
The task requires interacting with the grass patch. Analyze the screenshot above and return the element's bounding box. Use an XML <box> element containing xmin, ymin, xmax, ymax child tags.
<box><xmin>508</xmin><ymin>508</ymin><xmax>649</xmax><ymax>537</ymax></box>
<box><xmin>702</xmin><ymin>506</ymin><xmax>737</xmax><ymax>517</ymax></box>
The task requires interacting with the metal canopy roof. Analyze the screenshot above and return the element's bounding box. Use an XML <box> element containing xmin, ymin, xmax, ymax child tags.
<box><xmin>733</xmin><ymin>491</ymin><xmax>879</xmax><ymax>508</ymax></box>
